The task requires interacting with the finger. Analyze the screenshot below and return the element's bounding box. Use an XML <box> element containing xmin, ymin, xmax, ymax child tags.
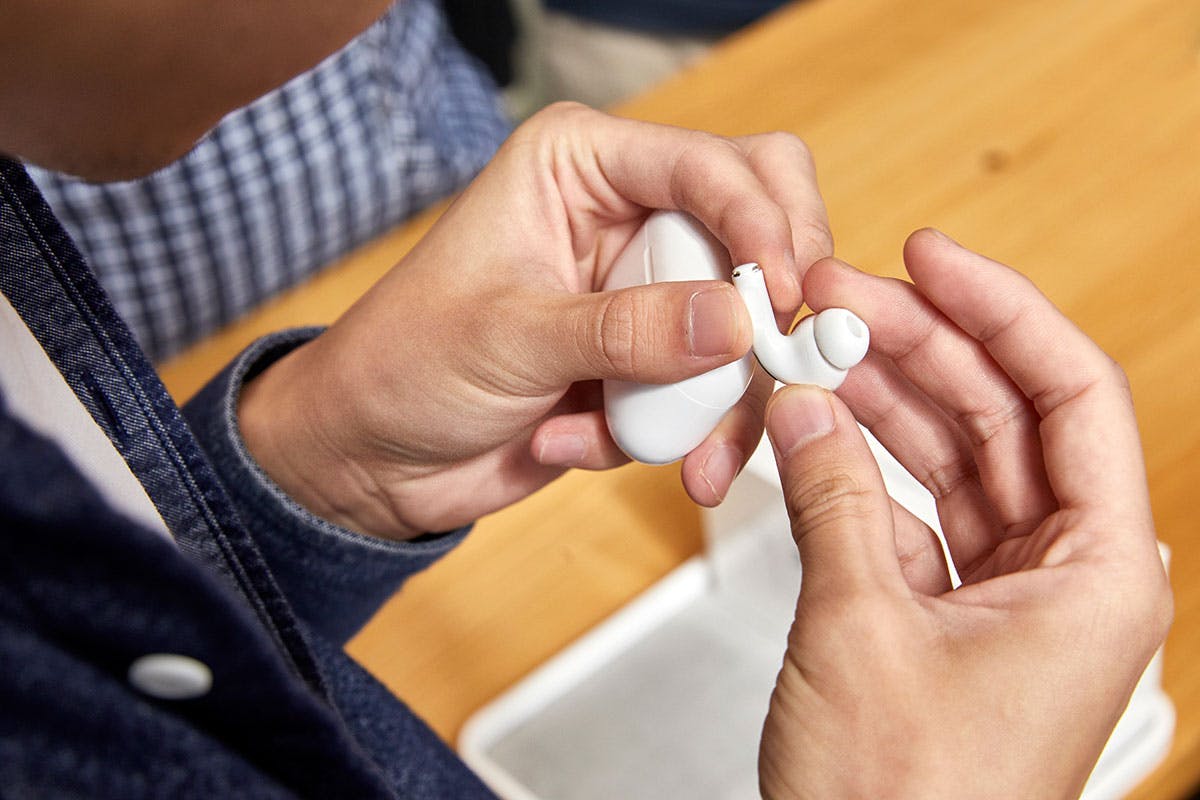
<box><xmin>531</xmin><ymin>409</ymin><xmax>631</xmax><ymax>470</ymax></box>
<box><xmin>734</xmin><ymin>132</ymin><xmax>834</xmax><ymax>330</ymax></box>
<box><xmin>392</xmin><ymin>436</ymin><xmax>567</xmax><ymax>534</ymax></box>
<box><xmin>530</xmin><ymin>381</ymin><xmax>631</xmax><ymax>470</ymax></box>
<box><xmin>681</xmin><ymin>366</ymin><xmax>774</xmax><ymax>506</ymax></box>
<box><xmin>804</xmin><ymin>256</ymin><xmax>1057</xmax><ymax>539</ymax></box>
<box><xmin>572</xmin><ymin>109</ymin><xmax>809</xmax><ymax>313</ymax></box>
<box><xmin>524</xmin><ymin>280</ymin><xmax>753</xmax><ymax>387</ymax></box>
<box><xmin>766</xmin><ymin>385</ymin><xmax>907</xmax><ymax>598</ymax></box>
<box><xmin>902</xmin><ymin>229</ymin><xmax>1151</xmax><ymax>525</ymax></box>
<box><xmin>733</xmin><ymin>133</ymin><xmax>833</xmax><ymax>271</ymax></box>
<box><xmin>890</xmin><ymin>497</ymin><xmax>953</xmax><ymax>596</ymax></box>
<box><xmin>836</xmin><ymin>351</ymin><xmax>1006</xmax><ymax>572</ymax></box>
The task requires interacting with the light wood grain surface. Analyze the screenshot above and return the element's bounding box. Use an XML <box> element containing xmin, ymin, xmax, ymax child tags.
<box><xmin>160</xmin><ymin>0</ymin><xmax>1200</xmax><ymax>796</ymax></box>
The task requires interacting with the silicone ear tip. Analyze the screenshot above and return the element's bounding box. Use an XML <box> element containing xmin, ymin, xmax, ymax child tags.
<box><xmin>813</xmin><ymin>308</ymin><xmax>870</xmax><ymax>369</ymax></box>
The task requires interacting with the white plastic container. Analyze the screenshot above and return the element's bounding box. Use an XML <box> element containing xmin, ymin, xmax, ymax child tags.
<box><xmin>460</xmin><ymin>430</ymin><xmax>1173</xmax><ymax>799</ymax></box>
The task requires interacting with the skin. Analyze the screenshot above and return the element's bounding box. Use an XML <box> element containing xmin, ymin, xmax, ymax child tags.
<box><xmin>758</xmin><ymin>231</ymin><xmax>1171</xmax><ymax>798</ymax></box>
<box><xmin>0</xmin><ymin>0</ymin><xmax>392</xmax><ymax>179</ymax></box>
<box><xmin>0</xmin><ymin>4</ymin><xmax>1171</xmax><ymax>796</ymax></box>
<box><xmin>238</xmin><ymin>105</ymin><xmax>825</xmax><ymax>536</ymax></box>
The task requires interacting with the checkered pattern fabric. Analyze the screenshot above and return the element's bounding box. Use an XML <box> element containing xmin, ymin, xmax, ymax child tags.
<box><xmin>29</xmin><ymin>0</ymin><xmax>510</xmax><ymax>361</ymax></box>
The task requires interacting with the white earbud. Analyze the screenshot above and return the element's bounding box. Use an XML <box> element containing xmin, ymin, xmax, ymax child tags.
<box><xmin>731</xmin><ymin>263</ymin><xmax>869</xmax><ymax>389</ymax></box>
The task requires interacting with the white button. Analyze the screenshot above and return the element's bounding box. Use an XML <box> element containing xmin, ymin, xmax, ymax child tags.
<box><xmin>128</xmin><ymin>654</ymin><xmax>212</xmax><ymax>700</ymax></box>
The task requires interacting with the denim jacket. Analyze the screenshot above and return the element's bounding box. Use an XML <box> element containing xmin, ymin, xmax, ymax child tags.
<box><xmin>0</xmin><ymin>159</ymin><xmax>496</xmax><ymax>798</ymax></box>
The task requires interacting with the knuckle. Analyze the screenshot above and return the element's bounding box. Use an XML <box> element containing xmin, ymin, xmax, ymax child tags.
<box><xmin>583</xmin><ymin>292</ymin><xmax>639</xmax><ymax>378</ymax></box>
<box><xmin>692</xmin><ymin>134</ymin><xmax>746</xmax><ymax>167</ymax></box>
<box><xmin>786</xmin><ymin>470</ymin><xmax>877</xmax><ymax>536</ymax></box>
<box><xmin>532</xmin><ymin>100</ymin><xmax>592</xmax><ymax>126</ymax></box>
<box><xmin>974</xmin><ymin>300</ymin><xmax>1027</xmax><ymax>346</ymax></box>
<box><xmin>1127</xmin><ymin>557</ymin><xmax>1174</xmax><ymax>647</ymax></box>
<box><xmin>957</xmin><ymin>397</ymin><xmax>1030</xmax><ymax>448</ymax></box>
<box><xmin>1120</xmin><ymin>574</ymin><xmax>1174</xmax><ymax>657</ymax></box>
<box><xmin>513</xmin><ymin>101</ymin><xmax>593</xmax><ymax>144</ymax></box>
<box><xmin>920</xmin><ymin>454</ymin><xmax>980</xmax><ymax>500</ymax></box>
<box><xmin>697</xmin><ymin>133</ymin><xmax>747</xmax><ymax>161</ymax></box>
<box><xmin>716</xmin><ymin>194</ymin><xmax>767</xmax><ymax>240</ymax></box>
<box><xmin>759</xmin><ymin>130</ymin><xmax>815</xmax><ymax>167</ymax></box>
<box><xmin>1033</xmin><ymin>350</ymin><xmax>1132</xmax><ymax>418</ymax></box>
<box><xmin>789</xmin><ymin>218</ymin><xmax>835</xmax><ymax>261</ymax></box>
<box><xmin>1105</xmin><ymin>356</ymin><xmax>1133</xmax><ymax>397</ymax></box>
<box><xmin>1087</xmin><ymin>546</ymin><xmax>1174</xmax><ymax>654</ymax></box>
<box><xmin>1078</xmin><ymin>349</ymin><xmax>1127</xmax><ymax>393</ymax></box>
<box><xmin>671</xmin><ymin>136</ymin><xmax>745</xmax><ymax>198</ymax></box>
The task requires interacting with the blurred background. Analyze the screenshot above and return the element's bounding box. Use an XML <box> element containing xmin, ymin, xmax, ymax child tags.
<box><xmin>442</xmin><ymin>0</ymin><xmax>791</xmax><ymax>115</ymax></box>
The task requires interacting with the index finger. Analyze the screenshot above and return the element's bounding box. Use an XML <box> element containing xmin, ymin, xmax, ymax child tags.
<box><xmin>734</xmin><ymin>132</ymin><xmax>834</xmax><ymax>330</ymax></box>
<box><xmin>732</xmin><ymin>132</ymin><xmax>833</xmax><ymax>275</ymax></box>
<box><xmin>583</xmin><ymin>111</ymin><xmax>817</xmax><ymax>315</ymax></box>
<box><xmin>903</xmin><ymin>229</ymin><xmax>1151</xmax><ymax>526</ymax></box>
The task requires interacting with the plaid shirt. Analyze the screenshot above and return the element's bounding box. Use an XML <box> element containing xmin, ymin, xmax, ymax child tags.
<box><xmin>29</xmin><ymin>0</ymin><xmax>510</xmax><ymax>360</ymax></box>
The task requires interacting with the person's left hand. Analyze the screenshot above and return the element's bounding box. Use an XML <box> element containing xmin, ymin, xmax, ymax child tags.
<box><xmin>756</xmin><ymin>232</ymin><xmax>1171</xmax><ymax>799</ymax></box>
<box><xmin>238</xmin><ymin>104</ymin><xmax>833</xmax><ymax>539</ymax></box>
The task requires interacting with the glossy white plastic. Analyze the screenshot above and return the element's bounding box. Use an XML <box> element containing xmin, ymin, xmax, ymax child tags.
<box><xmin>601</xmin><ymin>211</ymin><xmax>754</xmax><ymax>465</ymax></box>
<box><xmin>602</xmin><ymin>213</ymin><xmax>871</xmax><ymax>464</ymax></box>
<box><xmin>732</xmin><ymin>263</ymin><xmax>869</xmax><ymax>389</ymax></box>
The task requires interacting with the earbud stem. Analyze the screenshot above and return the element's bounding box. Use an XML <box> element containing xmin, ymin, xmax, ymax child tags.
<box><xmin>731</xmin><ymin>263</ymin><xmax>869</xmax><ymax>388</ymax></box>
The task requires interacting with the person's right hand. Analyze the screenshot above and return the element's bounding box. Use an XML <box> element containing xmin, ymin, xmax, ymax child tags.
<box><xmin>238</xmin><ymin>104</ymin><xmax>830</xmax><ymax>540</ymax></box>
<box><xmin>758</xmin><ymin>229</ymin><xmax>1172</xmax><ymax>799</ymax></box>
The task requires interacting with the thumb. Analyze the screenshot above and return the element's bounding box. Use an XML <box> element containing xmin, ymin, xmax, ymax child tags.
<box><xmin>766</xmin><ymin>385</ymin><xmax>906</xmax><ymax>598</ymax></box>
<box><xmin>541</xmin><ymin>280</ymin><xmax>752</xmax><ymax>386</ymax></box>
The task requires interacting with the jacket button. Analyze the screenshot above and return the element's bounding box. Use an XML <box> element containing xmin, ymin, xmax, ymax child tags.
<box><xmin>128</xmin><ymin>654</ymin><xmax>212</xmax><ymax>700</ymax></box>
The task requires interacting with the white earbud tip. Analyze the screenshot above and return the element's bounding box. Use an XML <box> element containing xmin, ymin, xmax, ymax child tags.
<box><xmin>813</xmin><ymin>308</ymin><xmax>870</xmax><ymax>370</ymax></box>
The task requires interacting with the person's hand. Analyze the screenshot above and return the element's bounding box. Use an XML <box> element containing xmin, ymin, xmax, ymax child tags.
<box><xmin>758</xmin><ymin>230</ymin><xmax>1172</xmax><ymax>799</ymax></box>
<box><xmin>238</xmin><ymin>103</ymin><xmax>833</xmax><ymax>539</ymax></box>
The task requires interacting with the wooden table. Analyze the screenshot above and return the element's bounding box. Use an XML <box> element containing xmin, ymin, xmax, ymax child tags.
<box><xmin>160</xmin><ymin>0</ymin><xmax>1200</xmax><ymax>796</ymax></box>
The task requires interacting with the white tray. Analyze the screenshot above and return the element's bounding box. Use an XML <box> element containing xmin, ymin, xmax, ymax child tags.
<box><xmin>460</xmin><ymin>431</ymin><xmax>1173</xmax><ymax>800</ymax></box>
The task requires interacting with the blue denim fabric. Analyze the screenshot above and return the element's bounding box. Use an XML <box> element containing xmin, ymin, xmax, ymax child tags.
<box><xmin>0</xmin><ymin>159</ymin><xmax>497</xmax><ymax>797</ymax></box>
<box><xmin>0</xmin><ymin>401</ymin><xmax>390</xmax><ymax>799</ymax></box>
<box><xmin>0</xmin><ymin>158</ymin><xmax>322</xmax><ymax>688</ymax></box>
<box><xmin>183</xmin><ymin>328</ymin><xmax>472</xmax><ymax>643</ymax></box>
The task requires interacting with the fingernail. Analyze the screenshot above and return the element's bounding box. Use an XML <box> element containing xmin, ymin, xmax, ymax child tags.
<box><xmin>770</xmin><ymin>386</ymin><xmax>835</xmax><ymax>457</ymax></box>
<box><xmin>699</xmin><ymin>445</ymin><xmax>742</xmax><ymax>502</ymax></box>
<box><xmin>688</xmin><ymin>287</ymin><xmax>740</xmax><ymax>357</ymax></box>
<box><xmin>538</xmin><ymin>433</ymin><xmax>586</xmax><ymax>466</ymax></box>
